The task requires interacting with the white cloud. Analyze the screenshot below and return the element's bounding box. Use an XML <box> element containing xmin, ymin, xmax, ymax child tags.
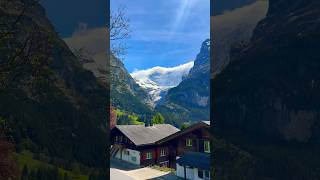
<box><xmin>64</xmin><ymin>26</ymin><xmax>107</xmax><ymax>53</ymax></box>
<box><xmin>131</xmin><ymin>61</ymin><xmax>194</xmax><ymax>105</ymax></box>
<box><xmin>131</xmin><ymin>61</ymin><xmax>194</xmax><ymax>87</ymax></box>
<box><xmin>63</xmin><ymin>26</ymin><xmax>108</xmax><ymax>77</ymax></box>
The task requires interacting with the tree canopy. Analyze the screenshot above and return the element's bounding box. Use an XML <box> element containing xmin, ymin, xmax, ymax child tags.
<box><xmin>152</xmin><ymin>113</ymin><xmax>165</xmax><ymax>124</ymax></box>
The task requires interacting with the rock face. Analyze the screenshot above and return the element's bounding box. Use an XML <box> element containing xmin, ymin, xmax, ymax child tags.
<box><xmin>0</xmin><ymin>0</ymin><xmax>108</xmax><ymax>167</ymax></box>
<box><xmin>212</xmin><ymin>0</ymin><xmax>269</xmax><ymax>77</ymax></box>
<box><xmin>214</xmin><ymin>0</ymin><xmax>320</xmax><ymax>143</ymax></box>
<box><xmin>213</xmin><ymin>0</ymin><xmax>320</xmax><ymax>179</ymax></box>
<box><xmin>156</xmin><ymin>40</ymin><xmax>210</xmax><ymax>126</ymax></box>
<box><xmin>110</xmin><ymin>55</ymin><xmax>153</xmax><ymax>114</ymax></box>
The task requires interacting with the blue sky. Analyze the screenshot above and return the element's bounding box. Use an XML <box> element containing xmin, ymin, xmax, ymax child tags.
<box><xmin>111</xmin><ymin>0</ymin><xmax>210</xmax><ymax>72</ymax></box>
<box><xmin>41</xmin><ymin>0</ymin><xmax>209</xmax><ymax>73</ymax></box>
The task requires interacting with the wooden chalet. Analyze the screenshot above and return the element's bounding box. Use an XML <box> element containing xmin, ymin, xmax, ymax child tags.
<box><xmin>157</xmin><ymin>121</ymin><xmax>211</xmax><ymax>179</ymax></box>
<box><xmin>110</xmin><ymin>123</ymin><xmax>180</xmax><ymax>167</ymax></box>
<box><xmin>110</xmin><ymin>121</ymin><xmax>211</xmax><ymax>179</ymax></box>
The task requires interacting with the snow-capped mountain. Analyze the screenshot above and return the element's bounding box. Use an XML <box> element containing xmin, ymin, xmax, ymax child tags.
<box><xmin>130</xmin><ymin>61</ymin><xmax>194</xmax><ymax>106</ymax></box>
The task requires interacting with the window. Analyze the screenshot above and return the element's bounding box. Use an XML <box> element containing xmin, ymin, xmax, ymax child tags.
<box><xmin>146</xmin><ymin>152</ymin><xmax>152</xmax><ymax>159</ymax></box>
<box><xmin>115</xmin><ymin>136</ymin><xmax>118</xmax><ymax>142</ymax></box>
<box><xmin>119</xmin><ymin>136</ymin><xmax>123</xmax><ymax>142</ymax></box>
<box><xmin>204</xmin><ymin>140</ymin><xmax>210</xmax><ymax>153</ymax></box>
<box><xmin>186</xmin><ymin>138</ymin><xmax>193</xmax><ymax>147</ymax></box>
<box><xmin>131</xmin><ymin>157</ymin><xmax>136</xmax><ymax>162</ymax></box>
<box><xmin>160</xmin><ymin>148</ymin><xmax>166</xmax><ymax>156</ymax></box>
<box><xmin>124</xmin><ymin>150</ymin><xmax>130</xmax><ymax>155</ymax></box>
<box><xmin>204</xmin><ymin>170</ymin><xmax>210</xmax><ymax>180</ymax></box>
<box><xmin>198</xmin><ymin>170</ymin><xmax>204</xmax><ymax>179</ymax></box>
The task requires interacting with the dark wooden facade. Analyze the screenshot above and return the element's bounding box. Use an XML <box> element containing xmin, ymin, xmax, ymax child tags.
<box><xmin>157</xmin><ymin>122</ymin><xmax>210</xmax><ymax>168</ymax></box>
<box><xmin>176</xmin><ymin>128</ymin><xmax>210</xmax><ymax>156</ymax></box>
<box><xmin>111</xmin><ymin>128</ymin><xmax>171</xmax><ymax>167</ymax></box>
<box><xmin>139</xmin><ymin>146</ymin><xmax>170</xmax><ymax>166</ymax></box>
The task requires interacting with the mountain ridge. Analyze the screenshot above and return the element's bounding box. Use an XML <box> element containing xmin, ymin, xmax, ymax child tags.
<box><xmin>156</xmin><ymin>39</ymin><xmax>210</xmax><ymax>126</ymax></box>
<box><xmin>110</xmin><ymin>54</ymin><xmax>153</xmax><ymax>114</ymax></box>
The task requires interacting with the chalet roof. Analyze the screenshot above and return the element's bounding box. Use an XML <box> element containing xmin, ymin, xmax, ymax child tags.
<box><xmin>115</xmin><ymin>124</ymin><xmax>180</xmax><ymax>146</ymax></box>
<box><xmin>176</xmin><ymin>152</ymin><xmax>210</xmax><ymax>170</ymax></box>
<box><xmin>156</xmin><ymin>121</ymin><xmax>210</xmax><ymax>144</ymax></box>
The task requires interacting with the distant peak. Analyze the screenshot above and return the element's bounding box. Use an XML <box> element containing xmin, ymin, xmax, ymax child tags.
<box><xmin>130</xmin><ymin>61</ymin><xmax>194</xmax><ymax>105</ymax></box>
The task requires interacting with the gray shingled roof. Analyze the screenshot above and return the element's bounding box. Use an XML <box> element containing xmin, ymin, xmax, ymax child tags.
<box><xmin>115</xmin><ymin>124</ymin><xmax>180</xmax><ymax>146</ymax></box>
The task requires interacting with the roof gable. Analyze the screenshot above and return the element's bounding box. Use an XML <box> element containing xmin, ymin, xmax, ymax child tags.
<box><xmin>156</xmin><ymin>121</ymin><xmax>210</xmax><ymax>144</ymax></box>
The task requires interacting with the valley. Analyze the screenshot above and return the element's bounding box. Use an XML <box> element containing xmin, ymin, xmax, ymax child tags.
<box><xmin>110</xmin><ymin>39</ymin><xmax>210</xmax><ymax>127</ymax></box>
<box><xmin>110</xmin><ymin>0</ymin><xmax>269</xmax><ymax>127</ymax></box>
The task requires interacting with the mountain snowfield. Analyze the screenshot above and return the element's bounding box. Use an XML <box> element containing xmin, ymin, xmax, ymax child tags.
<box><xmin>131</xmin><ymin>61</ymin><xmax>194</xmax><ymax>106</ymax></box>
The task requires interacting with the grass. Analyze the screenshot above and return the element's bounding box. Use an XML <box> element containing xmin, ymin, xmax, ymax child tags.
<box><xmin>151</xmin><ymin>165</ymin><xmax>175</xmax><ymax>173</ymax></box>
<box><xmin>15</xmin><ymin>151</ymin><xmax>89</xmax><ymax>180</ymax></box>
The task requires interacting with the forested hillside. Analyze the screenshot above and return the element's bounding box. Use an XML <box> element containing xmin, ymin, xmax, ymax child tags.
<box><xmin>0</xmin><ymin>0</ymin><xmax>108</xmax><ymax>178</ymax></box>
<box><xmin>110</xmin><ymin>54</ymin><xmax>153</xmax><ymax>116</ymax></box>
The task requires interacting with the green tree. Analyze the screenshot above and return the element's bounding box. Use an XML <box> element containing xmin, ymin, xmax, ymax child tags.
<box><xmin>152</xmin><ymin>113</ymin><xmax>165</xmax><ymax>124</ymax></box>
<box><xmin>181</xmin><ymin>123</ymin><xmax>190</xmax><ymax>130</ymax></box>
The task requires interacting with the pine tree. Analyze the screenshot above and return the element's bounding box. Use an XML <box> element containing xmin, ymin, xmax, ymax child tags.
<box><xmin>181</xmin><ymin>123</ymin><xmax>190</xmax><ymax>130</ymax></box>
<box><xmin>152</xmin><ymin>113</ymin><xmax>165</xmax><ymax>124</ymax></box>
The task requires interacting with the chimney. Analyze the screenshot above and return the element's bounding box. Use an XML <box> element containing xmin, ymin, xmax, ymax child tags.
<box><xmin>144</xmin><ymin>116</ymin><xmax>149</xmax><ymax>127</ymax></box>
<box><xmin>144</xmin><ymin>115</ymin><xmax>153</xmax><ymax>127</ymax></box>
<box><xmin>149</xmin><ymin>117</ymin><xmax>153</xmax><ymax>126</ymax></box>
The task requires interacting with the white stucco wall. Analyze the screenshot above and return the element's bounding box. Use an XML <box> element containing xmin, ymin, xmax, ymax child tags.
<box><xmin>176</xmin><ymin>164</ymin><xmax>211</xmax><ymax>180</ymax></box>
<box><xmin>193</xmin><ymin>168</ymin><xmax>204</xmax><ymax>180</ymax></box>
<box><xmin>176</xmin><ymin>163</ymin><xmax>195</xmax><ymax>180</ymax></box>
<box><xmin>115</xmin><ymin>148</ymin><xmax>141</xmax><ymax>165</ymax></box>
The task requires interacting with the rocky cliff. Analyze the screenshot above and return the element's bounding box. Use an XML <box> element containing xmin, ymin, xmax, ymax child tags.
<box><xmin>211</xmin><ymin>0</ymin><xmax>268</xmax><ymax>76</ymax></box>
<box><xmin>110</xmin><ymin>55</ymin><xmax>153</xmax><ymax>115</ymax></box>
<box><xmin>213</xmin><ymin>0</ymin><xmax>320</xmax><ymax>179</ymax></box>
<box><xmin>214</xmin><ymin>0</ymin><xmax>320</xmax><ymax>143</ymax></box>
<box><xmin>156</xmin><ymin>40</ymin><xmax>210</xmax><ymax>126</ymax></box>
